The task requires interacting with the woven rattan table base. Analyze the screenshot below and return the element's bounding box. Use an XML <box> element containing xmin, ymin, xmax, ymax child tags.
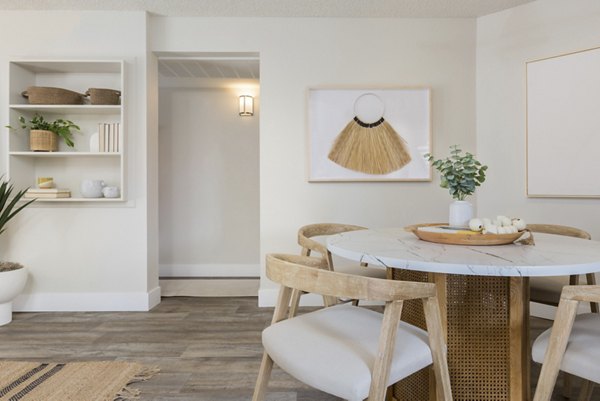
<box><xmin>391</xmin><ymin>269</ymin><xmax>527</xmax><ymax>401</ymax></box>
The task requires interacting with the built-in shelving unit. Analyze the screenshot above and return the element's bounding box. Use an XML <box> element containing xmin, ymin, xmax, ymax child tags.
<box><xmin>7</xmin><ymin>60</ymin><xmax>125</xmax><ymax>202</ymax></box>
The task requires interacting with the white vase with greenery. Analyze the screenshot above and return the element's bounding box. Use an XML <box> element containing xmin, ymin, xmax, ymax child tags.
<box><xmin>0</xmin><ymin>178</ymin><xmax>35</xmax><ymax>325</ymax></box>
<box><xmin>425</xmin><ymin>145</ymin><xmax>488</xmax><ymax>227</ymax></box>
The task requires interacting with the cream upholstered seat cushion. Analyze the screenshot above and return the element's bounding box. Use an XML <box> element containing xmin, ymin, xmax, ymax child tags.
<box><xmin>262</xmin><ymin>304</ymin><xmax>433</xmax><ymax>401</ymax></box>
<box><xmin>532</xmin><ymin>313</ymin><xmax>600</xmax><ymax>383</ymax></box>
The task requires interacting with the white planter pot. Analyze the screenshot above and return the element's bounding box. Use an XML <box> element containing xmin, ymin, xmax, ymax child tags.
<box><xmin>449</xmin><ymin>200</ymin><xmax>473</xmax><ymax>228</ymax></box>
<box><xmin>0</xmin><ymin>266</ymin><xmax>28</xmax><ymax>326</ymax></box>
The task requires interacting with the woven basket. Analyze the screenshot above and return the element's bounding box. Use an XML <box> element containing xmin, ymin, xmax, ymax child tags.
<box><xmin>30</xmin><ymin>130</ymin><xmax>58</xmax><ymax>152</ymax></box>
<box><xmin>22</xmin><ymin>86</ymin><xmax>85</xmax><ymax>105</ymax></box>
<box><xmin>86</xmin><ymin>88</ymin><xmax>121</xmax><ymax>105</ymax></box>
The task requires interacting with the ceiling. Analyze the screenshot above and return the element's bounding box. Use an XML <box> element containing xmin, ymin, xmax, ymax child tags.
<box><xmin>159</xmin><ymin>57</ymin><xmax>259</xmax><ymax>80</ymax></box>
<box><xmin>0</xmin><ymin>0</ymin><xmax>536</xmax><ymax>18</ymax></box>
<box><xmin>3</xmin><ymin>1</ymin><xmax>536</xmax><ymax>82</ymax></box>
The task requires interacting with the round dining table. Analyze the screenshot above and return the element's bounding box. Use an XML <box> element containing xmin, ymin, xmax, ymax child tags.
<box><xmin>327</xmin><ymin>227</ymin><xmax>600</xmax><ymax>401</ymax></box>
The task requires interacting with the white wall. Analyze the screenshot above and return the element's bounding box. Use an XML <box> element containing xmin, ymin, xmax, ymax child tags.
<box><xmin>150</xmin><ymin>17</ymin><xmax>477</xmax><ymax>304</ymax></box>
<box><xmin>477</xmin><ymin>0</ymin><xmax>600</xmax><ymax>317</ymax></box>
<box><xmin>158</xmin><ymin>83</ymin><xmax>260</xmax><ymax>277</ymax></box>
<box><xmin>0</xmin><ymin>11</ymin><xmax>158</xmax><ymax>311</ymax></box>
<box><xmin>476</xmin><ymin>0</ymin><xmax>600</xmax><ymax>239</ymax></box>
<box><xmin>477</xmin><ymin>0</ymin><xmax>600</xmax><ymax>238</ymax></box>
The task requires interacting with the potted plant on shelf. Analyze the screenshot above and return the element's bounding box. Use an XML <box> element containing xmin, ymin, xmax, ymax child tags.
<box><xmin>0</xmin><ymin>177</ymin><xmax>35</xmax><ymax>325</ymax></box>
<box><xmin>8</xmin><ymin>114</ymin><xmax>80</xmax><ymax>151</ymax></box>
<box><xmin>425</xmin><ymin>145</ymin><xmax>488</xmax><ymax>227</ymax></box>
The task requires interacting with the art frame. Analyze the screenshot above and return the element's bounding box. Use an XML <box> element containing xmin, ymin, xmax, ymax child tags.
<box><xmin>307</xmin><ymin>87</ymin><xmax>432</xmax><ymax>182</ymax></box>
<box><xmin>526</xmin><ymin>46</ymin><xmax>600</xmax><ymax>198</ymax></box>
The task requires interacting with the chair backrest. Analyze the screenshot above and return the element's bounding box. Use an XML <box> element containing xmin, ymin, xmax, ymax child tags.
<box><xmin>533</xmin><ymin>285</ymin><xmax>600</xmax><ymax>401</ymax></box>
<box><xmin>527</xmin><ymin>224</ymin><xmax>591</xmax><ymax>240</ymax></box>
<box><xmin>297</xmin><ymin>223</ymin><xmax>366</xmax><ymax>269</ymax></box>
<box><xmin>267</xmin><ymin>253</ymin><xmax>435</xmax><ymax>303</ymax></box>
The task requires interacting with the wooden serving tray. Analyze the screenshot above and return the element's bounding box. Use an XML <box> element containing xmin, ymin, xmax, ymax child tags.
<box><xmin>404</xmin><ymin>223</ymin><xmax>527</xmax><ymax>246</ymax></box>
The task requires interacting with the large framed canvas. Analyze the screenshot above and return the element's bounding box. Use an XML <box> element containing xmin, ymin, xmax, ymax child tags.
<box><xmin>308</xmin><ymin>88</ymin><xmax>431</xmax><ymax>182</ymax></box>
<box><xmin>526</xmin><ymin>46</ymin><xmax>600</xmax><ymax>198</ymax></box>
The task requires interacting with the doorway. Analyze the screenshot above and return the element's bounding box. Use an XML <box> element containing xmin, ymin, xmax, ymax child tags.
<box><xmin>156</xmin><ymin>53</ymin><xmax>260</xmax><ymax>296</ymax></box>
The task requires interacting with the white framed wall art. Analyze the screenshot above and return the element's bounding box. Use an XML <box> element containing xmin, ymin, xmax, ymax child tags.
<box><xmin>308</xmin><ymin>87</ymin><xmax>432</xmax><ymax>182</ymax></box>
<box><xmin>526</xmin><ymin>46</ymin><xmax>600</xmax><ymax>198</ymax></box>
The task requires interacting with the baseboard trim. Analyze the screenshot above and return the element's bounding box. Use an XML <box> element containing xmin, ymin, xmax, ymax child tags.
<box><xmin>160</xmin><ymin>278</ymin><xmax>258</xmax><ymax>297</ymax></box>
<box><xmin>13</xmin><ymin>288</ymin><xmax>162</xmax><ymax>312</ymax></box>
<box><xmin>159</xmin><ymin>263</ymin><xmax>259</xmax><ymax>278</ymax></box>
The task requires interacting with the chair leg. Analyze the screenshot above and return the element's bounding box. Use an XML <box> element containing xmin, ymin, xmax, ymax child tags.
<box><xmin>423</xmin><ymin>297</ymin><xmax>453</xmax><ymax>401</ymax></box>
<box><xmin>585</xmin><ymin>273</ymin><xmax>599</xmax><ymax>313</ymax></box>
<box><xmin>577</xmin><ymin>380</ymin><xmax>595</xmax><ymax>401</ymax></box>
<box><xmin>252</xmin><ymin>352</ymin><xmax>274</xmax><ymax>401</ymax></box>
<box><xmin>288</xmin><ymin>289</ymin><xmax>302</xmax><ymax>318</ymax></box>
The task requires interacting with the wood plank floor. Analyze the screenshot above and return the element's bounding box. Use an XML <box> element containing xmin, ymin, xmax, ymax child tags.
<box><xmin>0</xmin><ymin>296</ymin><xmax>597</xmax><ymax>401</ymax></box>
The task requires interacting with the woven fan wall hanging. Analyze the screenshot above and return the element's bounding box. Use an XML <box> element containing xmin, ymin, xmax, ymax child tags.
<box><xmin>328</xmin><ymin>93</ymin><xmax>411</xmax><ymax>175</ymax></box>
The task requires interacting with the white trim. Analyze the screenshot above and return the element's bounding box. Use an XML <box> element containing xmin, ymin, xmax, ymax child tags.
<box><xmin>159</xmin><ymin>263</ymin><xmax>260</xmax><ymax>278</ymax></box>
<box><xmin>148</xmin><ymin>286</ymin><xmax>162</xmax><ymax>310</ymax></box>
<box><xmin>13</xmin><ymin>289</ymin><xmax>161</xmax><ymax>312</ymax></box>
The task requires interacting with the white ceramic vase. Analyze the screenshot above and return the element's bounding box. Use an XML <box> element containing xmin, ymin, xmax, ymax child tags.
<box><xmin>449</xmin><ymin>200</ymin><xmax>473</xmax><ymax>228</ymax></box>
<box><xmin>0</xmin><ymin>266</ymin><xmax>28</xmax><ymax>326</ymax></box>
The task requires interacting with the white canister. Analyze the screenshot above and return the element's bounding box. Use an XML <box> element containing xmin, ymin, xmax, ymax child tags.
<box><xmin>81</xmin><ymin>179</ymin><xmax>105</xmax><ymax>198</ymax></box>
<box><xmin>449</xmin><ymin>200</ymin><xmax>474</xmax><ymax>228</ymax></box>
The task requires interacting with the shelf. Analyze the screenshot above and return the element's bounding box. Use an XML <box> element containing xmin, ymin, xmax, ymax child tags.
<box><xmin>8</xmin><ymin>59</ymin><xmax>125</xmax><ymax>204</ymax></box>
<box><xmin>22</xmin><ymin>197</ymin><xmax>124</xmax><ymax>202</ymax></box>
<box><xmin>10</xmin><ymin>105</ymin><xmax>121</xmax><ymax>114</ymax></box>
<box><xmin>10</xmin><ymin>152</ymin><xmax>121</xmax><ymax>157</ymax></box>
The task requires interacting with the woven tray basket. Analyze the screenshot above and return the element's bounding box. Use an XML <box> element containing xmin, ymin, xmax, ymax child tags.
<box><xmin>30</xmin><ymin>130</ymin><xmax>58</xmax><ymax>152</ymax></box>
<box><xmin>22</xmin><ymin>86</ymin><xmax>85</xmax><ymax>105</ymax></box>
<box><xmin>86</xmin><ymin>88</ymin><xmax>121</xmax><ymax>105</ymax></box>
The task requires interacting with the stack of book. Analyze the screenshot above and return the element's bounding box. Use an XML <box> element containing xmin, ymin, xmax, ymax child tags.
<box><xmin>25</xmin><ymin>188</ymin><xmax>71</xmax><ymax>199</ymax></box>
<box><xmin>98</xmin><ymin>122</ymin><xmax>120</xmax><ymax>152</ymax></box>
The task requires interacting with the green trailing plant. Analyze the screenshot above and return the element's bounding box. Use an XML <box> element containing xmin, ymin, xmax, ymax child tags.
<box><xmin>425</xmin><ymin>145</ymin><xmax>488</xmax><ymax>201</ymax></box>
<box><xmin>0</xmin><ymin>176</ymin><xmax>35</xmax><ymax>236</ymax></box>
<box><xmin>8</xmin><ymin>114</ymin><xmax>80</xmax><ymax>148</ymax></box>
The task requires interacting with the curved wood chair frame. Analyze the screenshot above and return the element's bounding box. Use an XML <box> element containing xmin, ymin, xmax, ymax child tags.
<box><xmin>533</xmin><ymin>285</ymin><xmax>600</xmax><ymax>401</ymax></box>
<box><xmin>290</xmin><ymin>223</ymin><xmax>373</xmax><ymax>316</ymax></box>
<box><xmin>252</xmin><ymin>253</ymin><xmax>453</xmax><ymax>401</ymax></box>
<box><xmin>528</xmin><ymin>224</ymin><xmax>597</xmax><ymax>313</ymax></box>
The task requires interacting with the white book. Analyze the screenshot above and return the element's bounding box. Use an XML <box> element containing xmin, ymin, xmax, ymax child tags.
<box><xmin>99</xmin><ymin>123</ymin><xmax>106</xmax><ymax>152</ymax></box>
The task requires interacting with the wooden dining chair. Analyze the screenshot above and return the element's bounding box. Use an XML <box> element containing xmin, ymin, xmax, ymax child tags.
<box><xmin>528</xmin><ymin>224</ymin><xmax>598</xmax><ymax>313</ymax></box>
<box><xmin>289</xmin><ymin>223</ymin><xmax>387</xmax><ymax>317</ymax></box>
<box><xmin>253</xmin><ymin>253</ymin><xmax>453</xmax><ymax>401</ymax></box>
<box><xmin>532</xmin><ymin>285</ymin><xmax>600</xmax><ymax>401</ymax></box>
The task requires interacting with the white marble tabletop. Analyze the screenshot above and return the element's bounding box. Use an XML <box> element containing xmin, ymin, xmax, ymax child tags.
<box><xmin>326</xmin><ymin>227</ymin><xmax>600</xmax><ymax>277</ymax></box>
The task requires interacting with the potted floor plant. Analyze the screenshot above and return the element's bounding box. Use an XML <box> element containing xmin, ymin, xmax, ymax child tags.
<box><xmin>425</xmin><ymin>145</ymin><xmax>488</xmax><ymax>227</ymax></box>
<box><xmin>9</xmin><ymin>114</ymin><xmax>80</xmax><ymax>151</ymax></box>
<box><xmin>0</xmin><ymin>177</ymin><xmax>35</xmax><ymax>325</ymax></box>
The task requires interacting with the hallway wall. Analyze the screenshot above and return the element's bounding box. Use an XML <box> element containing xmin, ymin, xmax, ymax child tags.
<box><xmin>158</xmin><ymin>85</ymin><xmax>260</xmax><ymax>277</ymax></box>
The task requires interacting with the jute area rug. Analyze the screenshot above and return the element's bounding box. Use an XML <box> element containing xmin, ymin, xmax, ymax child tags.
<box><xmin>0</xmin><ymin>361</ymin><xmax>158</xmax><ymax>401</ymax></box>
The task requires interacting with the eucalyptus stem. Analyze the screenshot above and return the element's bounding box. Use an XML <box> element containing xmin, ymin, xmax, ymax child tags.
<box><xmin>425</xmin><ymin>145</ymin><xmax>488</xmax><ymax>201</ymax></box>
